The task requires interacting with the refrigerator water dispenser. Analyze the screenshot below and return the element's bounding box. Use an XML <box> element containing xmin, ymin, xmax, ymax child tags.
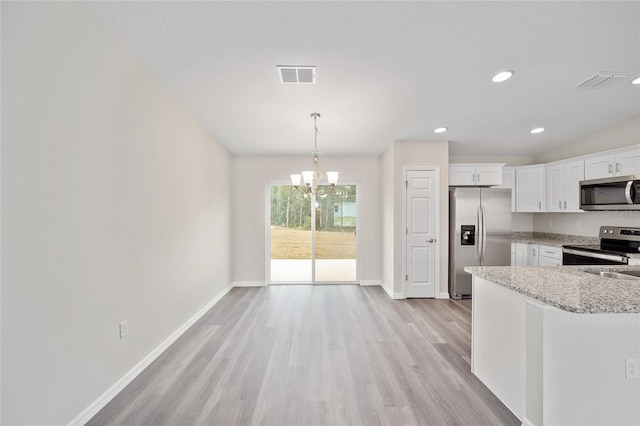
<box><xmin>461</xmin><ymin>225</ymin><xmax>475</xmax><ymax>245</ymax></box>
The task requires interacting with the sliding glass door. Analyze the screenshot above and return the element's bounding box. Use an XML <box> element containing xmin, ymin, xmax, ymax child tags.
<box><xmin>269</xmin><ymin>184</ymin><xmax>357</xmax><ymax>283</ymax></box>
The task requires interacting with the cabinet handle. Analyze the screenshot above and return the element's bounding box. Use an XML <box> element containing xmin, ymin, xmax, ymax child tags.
<box><xmin>477</xmin><ymin>174</ymin><xmax>480</xmax><ymax>183</ymax></box>
<box><xmin>564</xmin><ymin>200</ymin><xmax>567</xmax><ymax>209</ymax></box>
<box><xmin>559</xmin><ymin>201</ymin><xmax>562</xmax><ymax>209</ymax></box>
<box><xmin>609</xmin><ymin>163</ymin><xmax>614</xmax><ymax>174</ymax></box>
<box><xmin>616</xmin><ymin>162</ymin><xmax>621</xmax><ymax>174</ymax></box>
<box><xmin>538</xmin><ymin>201</ymin><xmax>542</xmax><ymax>210</ymax></box>
<box><xmin>472</xmin><ymin>173</ymin><xmax>476</xmax><ymax>183</ymax></box>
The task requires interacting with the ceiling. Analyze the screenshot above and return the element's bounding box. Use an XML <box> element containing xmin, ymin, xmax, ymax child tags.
<box><xmin>85</xmin><ymin>1</ymin><xmax>640</xmax><ymax>157</ymax></box>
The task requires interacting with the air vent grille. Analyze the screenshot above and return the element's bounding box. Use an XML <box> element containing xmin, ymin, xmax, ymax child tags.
<box><xmin>574</xmin><ymin>72</ymin><xmax>630</xmax><ymax>89</ymax></box>
<box><xmin>277</xmin><ymin>65</ymin><xmax>316</xmax><ymax>84</ymax></box>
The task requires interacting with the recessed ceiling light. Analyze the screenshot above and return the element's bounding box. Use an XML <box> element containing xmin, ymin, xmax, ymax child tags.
<box><xmin>632</xmin><ymin>77</ymin><xmax>640</xmax><ymax>85</ymax></box>
<box><xmin>530</xmin><ymin>127</ymin><xmax>545</xmax><ymax>134</ymax></box>
<box><xmin>434</xmin><ymin>127</ymin><xmax>448</xmax><ymax>133</ymax></box>
<box><xmin>492</xmin><ymin>70</ymin><xmax>514</xmax><ymax>83</ymax></box>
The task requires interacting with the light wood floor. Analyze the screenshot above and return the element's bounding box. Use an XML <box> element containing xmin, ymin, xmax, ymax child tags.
<box><xmin>88</xmin><ymin>285</ymin><xmax>519</xmax><ymax>425</ymax></box>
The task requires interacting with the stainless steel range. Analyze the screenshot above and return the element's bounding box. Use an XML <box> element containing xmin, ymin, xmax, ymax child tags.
<box><xmin>563</xmin><ymin>226</ymin><xmax>640</xmax><ymax>265</ymax></box>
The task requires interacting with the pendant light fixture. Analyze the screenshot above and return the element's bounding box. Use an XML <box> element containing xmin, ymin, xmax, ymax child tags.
<box><xmin>290</xmin><ymin>113</ymin><xmax>338</xmax><ymax>194</ymax></box>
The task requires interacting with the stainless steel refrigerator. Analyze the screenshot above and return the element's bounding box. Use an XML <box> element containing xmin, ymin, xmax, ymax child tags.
<box><xmin>449</xmin><ymin>187</ymin><xmax>512</xmax><ymax>299</ymax></box>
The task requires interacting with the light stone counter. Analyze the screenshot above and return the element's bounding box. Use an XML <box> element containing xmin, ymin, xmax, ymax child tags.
<box><xmin>511</xmin><ymin>231</ymin><xmax>599</xmax><ymax>247</ymax></box>
<box><xmin>465</xmin><ymin>265</ymin><xmax>640</xmax><ymax>314</ymax></box>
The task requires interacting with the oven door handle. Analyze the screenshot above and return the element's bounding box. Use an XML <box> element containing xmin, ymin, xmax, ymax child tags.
<box><xmin>625</xmin><ymin>180</ymin><xmax>634</xmax><ymax>204</ymax></box>
<box><xmin>562</xmin><ymin>248</ymin><xmax>628</xmax><ymax>263</ymax></box>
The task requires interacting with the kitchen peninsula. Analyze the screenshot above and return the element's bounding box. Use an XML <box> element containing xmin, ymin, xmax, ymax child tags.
<box><xmin>465</xmin><ymin>265</ymin><xmax>640</xmax><ymax>426</ymax></box>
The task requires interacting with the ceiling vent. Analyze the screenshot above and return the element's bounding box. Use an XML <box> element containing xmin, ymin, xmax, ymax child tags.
<box><xmin>277</xmin><ymin>65</ymin><xmax>316</xmax><ymax>84</ymax></box>
<box><xmin>574</xmin><ymin>72</ymin><xmax>631</xmax><ymax>89</ymax></box>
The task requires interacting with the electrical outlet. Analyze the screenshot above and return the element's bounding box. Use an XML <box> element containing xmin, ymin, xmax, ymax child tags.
<box><xmin>575</xmin><ymin>221</ymin><xmax>581</xmax><ymax>230</ymax></box>
<box><xmin>626</xmin><ymin>358</ymin><xmax>638</xmax><ymax>379</ymax></box>
<box><xmin>119</xmin><ymin>320</ymin><xmax>129</xmax><ymax>339</ymax></box>
<box><xmin>547</xmin><ymin>220</ymin><xmax>553</xmax><ymax>228</ymax></box>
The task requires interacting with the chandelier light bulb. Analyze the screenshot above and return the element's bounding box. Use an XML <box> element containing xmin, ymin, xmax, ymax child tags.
<box><xmin>302</xmin><ymin>171</ymin><xmax>314</xmax><ymax>186</ymax></box>
<box><xmin>290</xmin><ymin>174</ymin><xmax>302</xmax><ymax>187</ymax></box>
<box><xmin>327</xmin><ymin>171</ymin><xmax>339</xmax><ymax>186</ymax></box>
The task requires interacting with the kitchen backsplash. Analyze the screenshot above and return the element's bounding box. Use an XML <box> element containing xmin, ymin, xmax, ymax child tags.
<box><xmin>532</xmin><ymin>211</ymin><xmax>640</xmax><ymax>237</ymax></box>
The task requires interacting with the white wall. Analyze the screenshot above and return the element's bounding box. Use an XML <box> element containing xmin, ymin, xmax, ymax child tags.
<box><xmin>382</xmin><ymin>146</ymin><xmax>395</xmax><ymax>295</ymax></box>
<box><xmin>231</xmin><ymin>156</ymin><xmax>382</xmax><ymax>285</ymax></box>
<box><xmin>534</xmin><ymin>116</ymin><xmax>640</xmax><ymax>164</ymax></box>
<box><xmin>1</xmin><ymin>3</ymin><xmax>231</xmax><ymax>424</ymax></box>
<box><xmin>385</xmin><ymin>141</ymin><xmax>449</xmax><ymax>297</ymax></box>
<box><xmin>533</xmin><ymin>211</ymin><xmax>640</xmax><ymax>237</ymax></box>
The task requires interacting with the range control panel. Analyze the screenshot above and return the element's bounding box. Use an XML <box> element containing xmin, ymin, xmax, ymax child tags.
<box><xmin>599</xmin><ymin>226</ymin><xmax>640</xmax><ymax>241</ymax></box>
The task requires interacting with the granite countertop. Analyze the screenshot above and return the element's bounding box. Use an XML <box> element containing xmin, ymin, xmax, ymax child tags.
<box><xmin>511</xmin><ymin>232</ymin><xmax>599</xmax><ymax>247</ymax></box>
<box><xmin>465</xmin><ymin>265</ymin><xmax>640</xmax><ymax>314</ymax></box>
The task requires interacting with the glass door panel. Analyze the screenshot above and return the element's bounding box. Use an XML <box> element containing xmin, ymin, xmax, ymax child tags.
<box><xmin>269</xmin><ymin>186</ymin><xmax>312</xmax><ymax>282</ymax></box>
<box><xmin>315</xmin><ymin>185</ymin><xmax>357</xmax><ymax>282</ymax></box>
<box><xmin>269</xmin><ymin>184</ymin><xmax>357</xmax><ymax>283</ymax></box>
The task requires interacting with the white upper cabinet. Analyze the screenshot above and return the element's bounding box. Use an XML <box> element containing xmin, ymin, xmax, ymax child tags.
<box><xmin>496</xmin><ymin>167</ymin><xmax>516</xmax><ymax>212</ymax></box>
<box><xmin>449</xmin><ymin>163</ymin><xmax>504</xmax><ymax>186</ymax></box>
<box><xmin>516</xmin><ymin>165</ymin><xmax>545</xmax><ymax>212</ymax></box>
<box><xmin>584</xmin><ymin>146</ymin><xmax>640</xmax><ymax>180</ymax></box>
<box><xmin>545</xmin><ymin>160</ymin><xmax>584</xmax><ymax>212</ymax></box>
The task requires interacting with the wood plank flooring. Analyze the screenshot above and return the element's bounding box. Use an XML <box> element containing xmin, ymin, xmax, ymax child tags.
<box><xmin>88</xmin><ymin>285</ymin><xmax>520</xmax><ymax>425</ymax></box>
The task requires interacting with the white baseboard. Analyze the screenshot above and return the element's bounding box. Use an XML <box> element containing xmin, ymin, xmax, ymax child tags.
<box><xmin>436</xmin><ymin>292</ymin><xmax>451</xmax><ymax>299</ymax></box>
<box><xmin>378</xmin><ymin>283</ymin><xmax>405</xmax><ymax>299</ymax></box>
<box><xmin>232</xmin><ymin>281</ymin><xmax>267</xmax><ymax>287</ymax></box>
<box><xmin>359</xmin><ymin>280</ymin><xmax>382</xmax><ymax>286</ymax></box>
<box><xmin>68</xmin><ymin>284</ymin><xmax>233</xmax><ymax>426</ymax></box>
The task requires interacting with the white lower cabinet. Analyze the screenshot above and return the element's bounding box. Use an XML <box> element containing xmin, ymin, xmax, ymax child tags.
<box><xmin>527</xmin><ymin>244</ymin><xmax>539</xmax><ymax>267</ymax></box>
<box><xmin>472</xmin><ymin>276</ymin><xmax>640</xmax><ymax>426</ymax></box>
<box><xmin>513</xmin><ymin>243</ymin><xmax>528</xmax><ymax>266</ymax></box>
<box><xmin>537</xmin><ymin>245</ymin><xmax>562</xmax><ymax>266</ymax></box>
<box><xmin>512</xmin><ymin>243</ymin><xmax>562</xmax><ymax>266</ymax></box>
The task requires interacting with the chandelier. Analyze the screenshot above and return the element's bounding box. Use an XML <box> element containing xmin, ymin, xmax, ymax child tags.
<box><xmin>290</xmin><ymin>113</ymin><xmax>339</xmax><ymax>195</ymax></box>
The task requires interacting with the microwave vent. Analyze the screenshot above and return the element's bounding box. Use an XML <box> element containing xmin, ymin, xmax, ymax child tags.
<box><xmin>574</xmin><ymin>72</ymin><xmax>631</xmax><ymax>89</ymax></box>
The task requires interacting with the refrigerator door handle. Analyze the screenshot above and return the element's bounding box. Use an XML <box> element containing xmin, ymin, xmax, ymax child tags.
<box><xmin>481</xmin><ymin>204</ymin><xmax>487</xmax><ymax>263</ymax></box>
<box><xmin>477</xmin><ymin>205</ymin><xmax>483</xmax><ymax>262</ymax></box>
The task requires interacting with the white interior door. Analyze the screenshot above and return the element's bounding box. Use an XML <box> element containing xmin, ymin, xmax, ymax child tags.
<box><xmin>405</xmin><ymin>169</ymin><xmax>438</xmax><ymax>298</ymax></box>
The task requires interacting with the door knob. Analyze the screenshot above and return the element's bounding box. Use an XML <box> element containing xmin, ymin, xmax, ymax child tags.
<box><xmin>427</xmin><ymin>238</ymin><xmax>436</xmax><ymax>243</ymax></box>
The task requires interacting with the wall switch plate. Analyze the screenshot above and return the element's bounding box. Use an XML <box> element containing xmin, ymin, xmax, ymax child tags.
<box><xmin>626</xmin><ymin>358</ymin><xmax>638</xmax><ymax>379</ymax></box>
<box><xmin>119</xmin><ymin>320</ymin><xmax>129</xmax><ymax>339</ymax></box>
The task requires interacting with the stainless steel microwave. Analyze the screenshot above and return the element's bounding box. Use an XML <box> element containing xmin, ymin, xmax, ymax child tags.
<box><xmin>580</xmin><ymin>175</ymin><xmax>640</xmax><ymax>210</ymax></box>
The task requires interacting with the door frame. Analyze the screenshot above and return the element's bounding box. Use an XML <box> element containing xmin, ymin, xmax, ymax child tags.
<box><xmin>402</xmin><ymin>166</ymin><xmax>440</xmax><ymax>298</ymax></box>
<box><xmin>265</xmin><ymin>180</ymin><xmax>360</xmax><ymax>285</ymax></box>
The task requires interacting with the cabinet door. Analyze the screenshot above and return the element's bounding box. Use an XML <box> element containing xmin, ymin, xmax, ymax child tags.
<box><xmin>584</xmin><ymin>153</ymin><xmax>615</xmax><ymax>180</ymax></box>
<box><xmin>545</xmin><ymin>164</ymin><xmax>564</xmax><ymax>212</ymax></box>
<box><xmin>449</xmin><ymin>166</ymin><xmax>476</xmax><ymax>186</ymax></box>
<box><xmin>515</xmin><ymin>243</ymin><xmax>528</xmax><ymax>266</ymax></box>
<box><xmin>476</xmin><ymin>166</ymin><xmax>503</xmax><ymax>186</ymax></box>
<box><xmin>564</xmin><ymin>160</ymin><xmax>584</xmax><ymax>211</ymax></box>
<box><xmin>527</xmin><ymin>244</ymin><xmax>539</xmax><ymax>267</ymax></box>
<box><xmin>538</xmin><ymin>256</ymin><xmax>561</xmax><ymax>267</ymax></box>
<box><xmin>615</xmin><ymin>147</ymin><xmax>640</xmax><ymax>176</ymax></box>
<box><xmin>496</xmin><ymin>168</ymin><xmax>516</xmax><ymax>212</ymax></box>
<box><xmin>516</xmin><ymin>166</ymin><xmax>544</xmax><ymax>212</ymax></box>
